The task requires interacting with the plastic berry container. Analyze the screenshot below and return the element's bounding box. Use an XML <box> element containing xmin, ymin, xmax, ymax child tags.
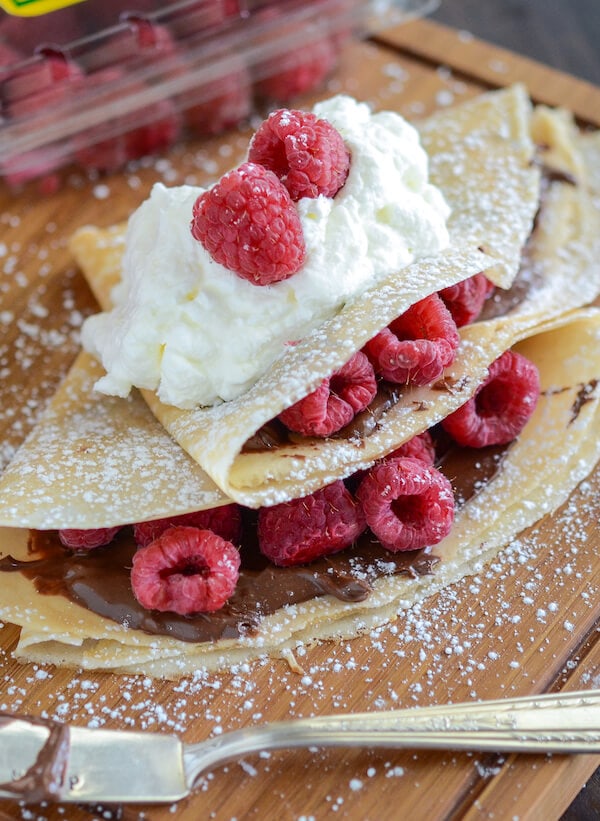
<box><xmin>0</xmin><ymin>0</ymin><xmax>437</xmax><ymax>189</ymax></box>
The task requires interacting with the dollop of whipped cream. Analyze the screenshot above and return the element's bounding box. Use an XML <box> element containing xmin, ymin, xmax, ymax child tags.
<box><xmin>82</xmin><ymin>95</ymin><xmax>451</xmax><ymax>409</ymax></box>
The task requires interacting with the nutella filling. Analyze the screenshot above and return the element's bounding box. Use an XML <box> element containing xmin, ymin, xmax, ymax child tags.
<box><xmin>0</xmin><ymin>441</ymin><xmax>507</xmax><ymax>643</ymax></box>
<box><xmin>1</xmin><ymin>167</ymin><xmax>567</xmax><ymax>647</ymax></box>
<box><xmin>0</xmin><ymin>528</ymin><xmax>438</xmax><ymax>643</ymax></box>
<box><xmin>570</xmin><ymin>379</ymin><xmax>599</xmax><ymax>424</ymax></box>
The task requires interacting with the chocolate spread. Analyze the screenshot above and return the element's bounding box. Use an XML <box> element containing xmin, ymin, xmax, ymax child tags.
<box><xmin>0</xmin><ymin>528</ymin><xmax>438</xmax><ymax>643</ymax></box>
<box><xmin>0</xmin><ymin>441</ymin><xmax>507</xmax><ymax>643</ymax></box>
<box><xmin>2</xmin><ymin>168</ymin><xmax>567</xmax><ymax>646</ymax></box>
<box><xmin>242</xmin><ymin>384</ymin><xmax>404</xmax><ymax>452</ymax></box>
<box><xmin>0</xmin><ymin>713</ymin><xmax>69</xmax><ymax>803</ymax></box>
<box><xmin>570</xmin><ymin>379</ymin><xmax>599</xmax><ymax>424</ymax></box>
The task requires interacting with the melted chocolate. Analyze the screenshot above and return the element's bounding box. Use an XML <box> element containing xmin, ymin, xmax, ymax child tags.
<box><xmin>0</xmin><ymin>439</ymin><xmax>510</xmax><ymax>643</ymax></box>
<box><xmin>437</xmin><ymin>440</ymin><xmax>510</xmax><ymax>505</ymax></box>
<box><xmin>0</xmin><ymin>526</ymin><xmax>439</xmax><ymax>644</ymax></box>
<box><xmin>242</xmin><ymin>383</ymin><xmax>404</xmax><ymax>453</ymax></box>
<box><xmin>0</xmin><ymin>713</ymin><xmax>69</xmax><ymax>803</ymax></box>
<box><xmin>570</xmin><ymin>379</ymin><xmax>599</xmax><ymax>424</ymax></box>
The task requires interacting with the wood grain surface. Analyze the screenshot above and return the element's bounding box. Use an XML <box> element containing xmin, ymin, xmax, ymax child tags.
<box><xmin>1</xmin><ymin>16</ymin><xmax>600</xmax><ymax>821</ymax></box>
<box><xmin>432</xmin><ymin>0</ymin><xmax>600</xmax><ymax>86</ymax></box>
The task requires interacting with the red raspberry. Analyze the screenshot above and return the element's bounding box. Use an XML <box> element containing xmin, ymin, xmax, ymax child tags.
<box><xmin>183</xmin><ymin>58</ymin><xmax>251</xmax><ymax>137</ymax></box>
<box><xmin>279</xmin><ymin>351</ymin><xmax>377</xmax><ymax>437</ymax></box>
<box><xmin>253</xmin><ymin>10</ymin><xmax>337</xmax><ymax>104</ymax></box>
<box><xmin>75</xmin><ymin>78</ymin><xmax>180</xmax><ymax>172</ymax></box>
<box><xmin>258</xmin><ymin>480</ymin><xmax>366</xmax><ymax>566</ymax></box>
<box><xmin>248</xmin><ymin>109</ymin><xmax>350</xmax><ymax>201</ymax></box>
<box><xmin>133</xmin><ymin>504</ymin><xmax>242</xmax><ymax>548</ymax></box>
<box><xmin>0</xmin><ymin>41</ymin><xmax>22</xmax><ymax>67</ymax></box>
<box><xmin>58</xmin><ymin>527</ymin><xmax>122</xmax><ymax>551</ymax></box>
<box><xmin>74</xmin><ymin>28</ymin><xmax>181</xmax><ymax>175</ymax></box>
<box><xmin>347</xmin><ymin>432</ymin><xmax>436</xmax><ymax>494</ymax></box>
<box><xmin>442</xmin><ymin>350</ymin><xmax>540</xmax><ymax>447</ymax></box>
<box><xmin>1</xmin><ymin>53</ymin><xmax>83</xmax><ymax>189</ymax></box>
<box><xmin>191</xmin><ymin>162</ymin><xmax>306</xmax><ymax>285</ymax></box>
<box><xmin>357</xmin><ymin>457</ymin><xmax>454</xmax><ymax>552</ymax></box>
<box><xmin>439</xmin><ymin>273</ymin><xmax>495</xmax><ymax>327</ymax></box>
<box><xmin>388</xmin><ymin>431</ymin><xmax>436</xmax><ymax>466</ymax></box>
<box><xmin>131</xmin><ymin>526</ymin><xmax>240</xmax><ymax>614</ymax></box>
<box><xmin>363</xmin><ymin>294</ymin><xmax>459</xmax><ymax>386</ymax></box>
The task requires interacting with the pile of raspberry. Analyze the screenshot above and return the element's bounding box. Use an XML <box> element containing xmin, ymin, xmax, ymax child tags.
<box><xmin>2</xmin><ymin>5</ymin><xmax>343</xmax><ymax>191</ymax></box>
<box><xmin>57</xmin><ymin>108</ymin><xmax>540</xmax><ymax>617</ymax></box>
<box><xmin>56</xmin><ymin>268</ymin><xmax>540</xmax><ymax>616</ymax></box>
<box><xmin>190</xmin><ymin>107</ymin><xmax>351</xmax><ymax>285</ymax></box>
<box><xmin>57</xmin><ymin>440</ymin><xmax>455</xmax><ymax>617</ymax></box>
<box><xmin>58</xmin><ymin>325</ymin><xmax>540</xmax><ymax>618</ymax></box>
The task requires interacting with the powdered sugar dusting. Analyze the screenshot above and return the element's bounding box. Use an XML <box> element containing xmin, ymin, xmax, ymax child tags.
<box><xmin>1</xmin><ymin>38</ymin><xmax>600</xmax><ymax>820</ymax></box>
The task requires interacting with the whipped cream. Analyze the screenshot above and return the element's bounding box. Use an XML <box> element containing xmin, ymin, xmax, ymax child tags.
<box><xmin>82</xmin><ymin>95</ymin><xmax>451</xmax><ymax>409</ymax></box>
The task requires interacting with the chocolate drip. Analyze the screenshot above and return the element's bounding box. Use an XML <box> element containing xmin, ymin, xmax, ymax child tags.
<box><xmin>0</xmin><ymin>714</ymin><xmax>70</xmax><ymax>803</ymax></box>
<box><xmin>570</xmin><ymin>379</ymin><xmax>598</xmax><ymax>424</ymax></box>
<box><xmin>333</xmin><ymin>383</ymin><xmax>405</xmax><ymax>440</ymax></box>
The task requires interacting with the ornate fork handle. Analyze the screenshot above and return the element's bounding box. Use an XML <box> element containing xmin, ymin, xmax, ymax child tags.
<box><xmin>183</xmin><ymin>689</ymin><xmax>600</xmax><ymax>787</ymax></box>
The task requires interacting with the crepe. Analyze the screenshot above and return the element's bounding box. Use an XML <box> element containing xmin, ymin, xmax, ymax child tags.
<box><xmin>0</xmin><ymin>85</ymin><xmax>541</xmax><ymax>526</ymax></box>
<box><xmin>0</xmin><ymin>310</ymin><xmax>599</xmax><ymax>677</ymax></box>
<box><xmin>1</xmin><ymin>86</ymin><xmax>598</xmax><ymax>526</ymax></box>
<box><xmin>0</xmin><ymin>86</ymin><xmax>599</xmax><ymax>677</ymax></box>
<box><xmin>63</xmin><ymin>85</ymin><xmax>600</xmax><ymax>509</ymax></box>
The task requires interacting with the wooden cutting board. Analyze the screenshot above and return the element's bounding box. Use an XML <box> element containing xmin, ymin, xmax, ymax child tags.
<box><xmin>1</xmin><ymin>18</ymin><xmax>600</xmax><ymax>821</ymax></box>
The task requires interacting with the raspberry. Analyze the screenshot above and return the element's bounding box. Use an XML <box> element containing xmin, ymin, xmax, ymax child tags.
<box><xmin>184</xmin><ymin>59</ymin><xmax>251</xmax><ymax>137</ymax></box>
<box><xmin>253</xmin><ymin>13</ymin><xmax>337</xmax><ymax>104</ymax></box>
<box><xmin>1</xmin><ymin>53</ymin><xmax>83</xmax><ymax>189</ymax></box>
<box><xmin>363</xmin><ymin>294</ymin><xmax>459</xmax><ymax>386</ymax></box>
<box><xmin>439</xmin><ymin>273</ymin><xmax>495</xmax><ymax>327</ymax></box>
<box><xmin>388</xmin><ymin>431</ymin><xmax>436</xmax><ymax>466</ymax></box>
<box><xmin>258</xmin><ymin>480</ymin><xmax>366</xmax><ymax>566</ymax></box>
<box><xmin>58</xmin><ymin>527</ymin><xmax>122</xmax><ymax>550</ymax></box>
<box><xmin>441</xmin><ymin>350</ymin><xmax>540</xmax><ymax>447</ymax></box>
<box><xmin>279</xmin><ymin>351</ymin><xmax>377</xmax><ymax>437</ymax></box>
<box><xmin>0</xmin><ymin>41</ymin><xmax>22</xmax><ymax>67</ymax></box>
<box><xmin>255</xmin><ymin>38</ymin><xmax>336</xmax><ymax>103</ymax></box>
<box><xmin>357</xmin><ymin>457</ymin><xmax>454</xmax><ymax>552</ymax></box>
<box><xmin>348</xmin><ymin>432</ymin><xmax>436</xmax><ymax>495</ymax></box>
<box><xmin>191</xmin><ymin>162</ymin><xmax>306</xmax><ymax>285</ymax></box>
<box><xmin>75</xmin><ymin>57</ymin><xmax>180</xmax><ymax>174</ymax></box>
<box><xmin>131</xmin><ymin>526</ymin><xmax>240</xmax><ymax>614</ymax></box>
<box><xmin>248</xmin><ymin>109</ymin><xmax>350</xmax><ymax>201</ymax></box>
<box><xmin>133</xmin><ymin>504</ymin><xmax>242</xmax><ymax>548</ymax></box>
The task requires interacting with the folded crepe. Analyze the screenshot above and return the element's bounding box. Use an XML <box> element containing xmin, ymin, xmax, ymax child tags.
<box><xmin>0</xmin><ymin>86</ymin><xmax>600</xmax><ymax>677</ymax></box>
<box><xmin>0</xmin><ymin>85</ymin><xmax>598</xmax><ymax>527</ymax></box>
<box><xmin>0</xmin><ymin>310</ymin><xmax>598</xmax><ymax>677</ymax></box>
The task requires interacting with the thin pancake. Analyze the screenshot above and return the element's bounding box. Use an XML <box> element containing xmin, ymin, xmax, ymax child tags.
<box><xmin>1</xmin><ymin>311</ymin><xmax>598</xmax><ymax>677</ymax></box>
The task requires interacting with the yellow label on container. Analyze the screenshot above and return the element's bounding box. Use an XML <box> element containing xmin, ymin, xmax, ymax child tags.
<box><xmin>0</xmin><ymin>0</ymin><xmax>86</xmax><ymax>16</ymax></box>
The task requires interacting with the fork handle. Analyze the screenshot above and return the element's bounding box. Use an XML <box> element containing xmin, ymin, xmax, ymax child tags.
<box><xmin>183</xmin><ymin>689</ymin><xmax>600</xmax><ymax>786</ymax></box>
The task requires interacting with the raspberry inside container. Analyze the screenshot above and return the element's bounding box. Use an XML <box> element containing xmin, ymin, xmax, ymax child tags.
<box><xmin>0</xmin><ymin>0</ymin><xmax>437</xmax><ymax>189</ymax></box>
